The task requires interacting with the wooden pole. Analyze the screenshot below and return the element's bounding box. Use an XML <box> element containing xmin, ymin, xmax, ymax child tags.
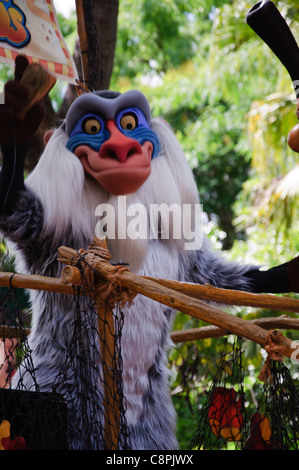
<box><xmin>0</xmin><ymin>264</ymin><xmax>113</xmax><ymax>296</ymax></box>
<box><xmin>75</xmin><ymin>0</ymin><xmax>89</xmax><ymax>86</ymax></box>
<box><xmin>2</xmin><ymin>238</ymin><xmax>297</xmax><ymax>444</ymax></box>
<box><xmin>59</xmin><ymin>239</ymin><xmax>121</xmax><ymax>450</ymax></box>
<box><xmin>96</xmin><ymin>303</ymin><xmax>120</xmax><ymax>450</ymax></box>
<box><xmin>3</xmin><ymin>270</ymin><xmax>298</xmax><ymax>315</ymax></box>
<box><xmin>0</xmin><ymin>271</ymin><xmax>75</xmax><ymax>295</ymax></box>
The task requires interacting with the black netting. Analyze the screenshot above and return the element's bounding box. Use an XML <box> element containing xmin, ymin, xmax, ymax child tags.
<box><xmin>0</xmin><ymin>284</ymin><xmax>37</xmax><ymax>391</ymax></box>
<box><xmin>191</xmin><ymin>335</ymin><xmax>299</xmax><ymax>451</ymax></box>
<box><xmin>0</xmin><ymin>268</ymin><xmax>131</xmax><ymax>450</ymax></box>
<box><xmin>51</xmin><ymin>284</ymin><xmax>131</xmax><ymax>450</ymax></box>
<box><xmin>0</xmin><ymin>285</ymin><xmax>68</xmax><ymax>450</ymax></box>
<box><xmin>245</xmin><ymin>361</ymin><xmax>299</xmax><ymax>450</ymax></box>
<box><xmin>191</xmin><ymin>335</ymin><xmax>248</xmax><ymax>450</ymax></box>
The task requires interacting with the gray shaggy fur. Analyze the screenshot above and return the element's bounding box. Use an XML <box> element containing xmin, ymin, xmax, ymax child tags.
<box><xmin>0</xmin><ymin>109</ymin><xmax>257</xmax><ymax>450</ymax></box>
<box><xmin>0</xmin><ymin>188</ymin><xmax>254</xmax><ymax>450</ymax></box>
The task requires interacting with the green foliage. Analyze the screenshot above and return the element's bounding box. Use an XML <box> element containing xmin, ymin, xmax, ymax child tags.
<box><xmin>56</xmin><ymin>10</ymin><xmax>77</xmax><ymax>42</ymax></box>
<box><xmin>0</xmin><ymin>243</ymin><xmax>30</xmax><ymax>319</ymax></box>
<box><xmin>0</xmin><ymin>63</ymin><xmax>13</xmax><ymax>84</ymax></box>
<box><xmin>112</xmin><ymin>0</ymin><xmax>299</xmax><ymax>449</ymax></box>
<box><xmin>113</xmin><ymin>0</ymin><xmax>299</xmax><ymax>248</ymax></box>
<box><xmin>1</xmin><ymin>0</ymin><xmax>299</xmax><ymax>450</ymax></box>
<box><xmin>48</xmin><ymin>11</ymin><xmax>77</xmax><ymax>111</ymax></box>
<box><xmin>113</xmin><ymin>0</ymin><xmax>198</xmax><ymax>79</ymax></box>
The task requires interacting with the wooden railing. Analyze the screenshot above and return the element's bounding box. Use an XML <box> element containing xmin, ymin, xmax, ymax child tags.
<box><xmin>1</xmin><ymin>236</ymin><xmax>299</xmax><ymax>448</ymax></box>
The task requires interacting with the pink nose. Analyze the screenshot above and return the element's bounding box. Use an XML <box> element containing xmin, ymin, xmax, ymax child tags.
<box><xmin>100</xmin><ymin>120</ymin><xmax>142</xmax><ymax>163</ymax></box>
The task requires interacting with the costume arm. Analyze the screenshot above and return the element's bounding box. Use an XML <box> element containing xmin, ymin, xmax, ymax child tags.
<box><xmin>0</xmin><ymin>56</ymin><xmax>46</xmax><ymax>270</ymax></box>
<box><xmin>0</xmin><ymin>142</ymin><xmax>28</xmax><ymax>214</ymax></box>
<box><xmin>184</xmin><ymin>236</ymin><xmax>299</xmax><ymax>294</ymax></box>
<box><xmin>0</xmin><ymin>55</ymin><xmax>44</xmax><ymax>215</ymax></box>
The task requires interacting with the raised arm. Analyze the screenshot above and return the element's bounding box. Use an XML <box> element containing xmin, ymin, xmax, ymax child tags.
<box><xmin>0</xmin><ymin>55</ymin><xmax>45</xmax><ymax>215</ymax></box>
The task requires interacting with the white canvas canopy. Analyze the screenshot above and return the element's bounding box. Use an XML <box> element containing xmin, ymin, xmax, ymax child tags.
<box><xmin>0</xmin><ymin>0</ymin><xmax>78</xmax><ymax>84</ymax></box>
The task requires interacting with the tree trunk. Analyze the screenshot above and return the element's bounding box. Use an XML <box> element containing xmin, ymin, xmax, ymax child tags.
<box><xmin>58</xmin><ymin>0</ymin><xmax>119</xmax><ymax>119</ymax></box>
<box><xmin>27</xmin><ymin>0</ymin><xmax>119</xmax><ymax>169</ymax></box>
<box><xmin>91</xmin><ymin>0</ymin><xmax>119</xmax><ymax>91</ymax></box>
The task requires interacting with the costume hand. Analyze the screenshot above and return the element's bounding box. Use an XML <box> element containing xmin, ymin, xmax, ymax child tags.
<box><xmin>0</xmin><ymin>55</ymin><xmax>45</xmax><ymax>145</ymax></box>
<box><xmin>286</xmin><ymin>256</ymin><xmax>299</xmax><ymax>292</ymax></box>
<box><xmin>245</xmin><ymin>256</ymin><xmax>299</xmax><ymax>293</ymax></box>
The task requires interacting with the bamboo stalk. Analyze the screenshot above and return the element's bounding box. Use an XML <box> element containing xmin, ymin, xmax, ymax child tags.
<box><xmin>143</xmin><ymin>277</ymin><xmax>299</xmax><ymax>313</ymax></box>
<box><xmin>57</xmin><ymin>242</ymin><xmax>299</xmax><ymax>359</ymax></box>
<box><xmin>170</xmin><ymin>315</ymin><xmax>299</xmax><ymax>343</ymax></box>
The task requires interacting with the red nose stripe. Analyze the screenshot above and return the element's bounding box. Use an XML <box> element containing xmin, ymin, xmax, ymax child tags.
<box><xmin>100</xmin><ymin>120</ymin><xmax>142</xmax><ymax>162</ymax></box>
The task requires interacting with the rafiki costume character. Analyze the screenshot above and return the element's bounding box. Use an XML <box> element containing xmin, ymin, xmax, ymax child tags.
<box><xmin>0</xmin><ymin>56</ymin><xmax>298</xmax><ymax>450</ymax></box>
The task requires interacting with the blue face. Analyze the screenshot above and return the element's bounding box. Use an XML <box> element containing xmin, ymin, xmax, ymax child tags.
<box><xmin>66</xmin><ymin>106</ymin><xmax>160</xmax><ymax>159</ymax></box>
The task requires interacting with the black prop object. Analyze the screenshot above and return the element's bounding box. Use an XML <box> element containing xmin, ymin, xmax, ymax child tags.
<box><xmin>247</xmin><ymin>1</ymin><xmax>299</xmax><ymax>151</ymax></box>
<box><xmin>246</xmin><ymin>1</ymin><xmax>299</xmax><ymax>92</ymax></box>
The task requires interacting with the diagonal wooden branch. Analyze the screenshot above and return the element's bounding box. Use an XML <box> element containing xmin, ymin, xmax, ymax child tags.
<box><xmin>0</xmin><ymin>238</ymin><xmax>298</xmax><ymax>360</ymax></box>
<box><xmin>143</xmin><ymin>277</ymin><xmax>299</xmax><ymax>313</ymax></box>
<box><xmin>57</xmin><ymin>238</ymin><xmax>299</xmax><ymax>361</ymax></box>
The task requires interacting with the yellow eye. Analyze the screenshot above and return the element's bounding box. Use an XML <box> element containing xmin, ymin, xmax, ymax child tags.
<box><xmin>120</xmin><ymin>113</ymin><xmax>138</xmax><ymax>131</ymax></box>
<box><xmin>82</xmin><ymin>118</ymin><xmax>102</xmax><ymax>134</ymax></box>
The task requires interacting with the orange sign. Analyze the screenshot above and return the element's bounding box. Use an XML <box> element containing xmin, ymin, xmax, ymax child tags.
<box><xmin>0</xmin><ymin>0</ymin><xmax>78</xmax><ymax>84</ymax></box>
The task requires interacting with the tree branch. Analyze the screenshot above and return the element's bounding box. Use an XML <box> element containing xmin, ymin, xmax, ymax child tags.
<box><xmin>170</xmin><ymin>315</ymin><xmax>299</xmax><ymax>343</ymax></box>
<box><xmin>57</xmin><ymin>237</ymin><xmax>299</xmax><ymax>360</ymax></box>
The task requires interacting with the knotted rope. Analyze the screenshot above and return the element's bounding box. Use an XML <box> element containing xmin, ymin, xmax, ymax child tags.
<box><xmin>258</xmin><ymin>329</ymin><xmax>296</xmax><ymax>383</ymax></box>
<box><xmin>71</xmin><ymin>244</ymin><xmax>136</xmax><ymax>309</ymax></box>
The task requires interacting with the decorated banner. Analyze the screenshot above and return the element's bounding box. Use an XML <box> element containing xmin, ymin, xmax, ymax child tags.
<box><xmin>0</xmin><ymin>0</ymin><xmax>78</xmax><ymax>84</ymax></box>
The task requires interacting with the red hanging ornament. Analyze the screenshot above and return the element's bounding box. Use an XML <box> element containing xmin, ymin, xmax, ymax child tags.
<box><xmin>208</xmin><ymin>387</ymin><xmax>244</xmax><ymax>441</ymax></box>
<box><xmin>1</xmin><ymin>436</ymin><xmax>29</xmax><ymax>450</ymax></box>
<box><xmin>245</xmin><ymin>412</ymin><xmax>273</xmax><ymax>450</ymax></box>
